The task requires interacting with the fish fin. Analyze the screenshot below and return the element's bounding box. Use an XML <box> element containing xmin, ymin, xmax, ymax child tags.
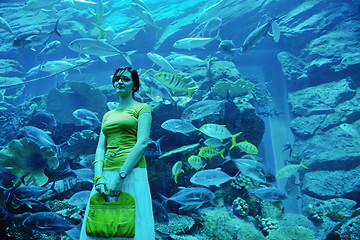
<box><xmin>122</xmin><ymin>50</ymin><xmax>137</xmax><ymax>65</ymax></box>
<box><xmin>271</xmin><ymin>21</ymin><xmax>281</xmax><ymax>43</ymax></box>
<box><xmin>300</xmin><ymin>159</ymin><xmax>308</xmax><ymax>169</ymax></box>
<box><xmin>53</xmin><ymin>18</ymin><xmax>62</xmax><ymax>37</ymax></box>
<box><xmin>99</xmin><ymin>56</ymin><xmax>108</xmax><ymax>62</ymax></box>
<box><xmin>230</xmin><ymin>132</ymin><xmax>243</xmax><ymax>149</ymax></box>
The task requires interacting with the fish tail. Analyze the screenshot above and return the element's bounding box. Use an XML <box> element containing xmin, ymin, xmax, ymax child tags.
<box><xmin>219</xmin><ymin>149</ymin><xmax>225</xmax><ymax>159</ymax></box>
<box><xmin>300</xmin><ymin>159</ymin><xmax>308</xmax><ymax>169</ymax></box>
<box><xmin>53</xmin><ymin>18</ymin><xmax>62</xmax><ymax>37</ymax></box>
<box><xmin>92</xmin><ymin>22</ymin><xmax>105</xmax><ymax>39</ymax></box>
<box><xmin>187</xmin><ymin>86</ymin><xmax>198</xmax><ymax>98</ymax></box>
<box><xmin>122</xmin><ymin>50</ymin><xmax>137</xmax><ymax>65</ymax></box>
<box><xmin>230</xmin><ymin>132</ymin><xmax>242</xmax><ymax>149</ymax></box>
<box><xmin>158</xmin><ymin>193</ymin><xmax>169</xmax><ymax>206</ymax></box>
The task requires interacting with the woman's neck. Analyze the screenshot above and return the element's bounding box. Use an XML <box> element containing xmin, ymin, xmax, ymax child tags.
<box><xmin>117</xmin><ymin>95</ymin><xmax>137</xmax><ymax>108</ymax></box>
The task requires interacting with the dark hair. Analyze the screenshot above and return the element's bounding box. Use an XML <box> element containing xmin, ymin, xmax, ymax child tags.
<box><xmin>112</xmin><ymin>67</ymin><xmax>140</xmax><ymax>98</ymax></box>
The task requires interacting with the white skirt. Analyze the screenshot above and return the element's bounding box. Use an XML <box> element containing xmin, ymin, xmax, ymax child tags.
<box><xmin>80</xmin><ymin>168</ymin><xmax>155</xmax><ymax>240</ymax></box>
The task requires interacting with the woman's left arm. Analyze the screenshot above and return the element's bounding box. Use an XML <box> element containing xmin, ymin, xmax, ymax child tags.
<box><xmin>120</xmin><ymin>112</ymin><xmax>152</xmax><ymax>174</ymax></box>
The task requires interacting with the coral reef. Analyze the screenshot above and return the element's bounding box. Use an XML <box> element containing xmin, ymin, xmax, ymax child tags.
<box><xmin>64</xmin><ymin>130</ymin><xmax>99</xmax><ymax>159</ymax></box>
<box><xmin>211</xmin><ymin>78</ymin><xmax>254</xmax><ymax>98</ymax></box>
<box><xmin>232</xmin><ymin>197</ymin><xmax>250</xmax><ymax>217</ymax></box>
<box><xmin>0</xmin><ymin>138</ymin><xmax>58</xmax><ymax>186</ymax></box>
<box><xmin>155</xmin><ymin>213</ymin><xmax>195</xmax><ymax>235</ymax></box>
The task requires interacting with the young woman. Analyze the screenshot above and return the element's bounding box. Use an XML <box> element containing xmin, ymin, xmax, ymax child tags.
<box><xmin>80</xmin><ymin>67</ymin><xmax>155</xmax><ymax>240</ymax></box>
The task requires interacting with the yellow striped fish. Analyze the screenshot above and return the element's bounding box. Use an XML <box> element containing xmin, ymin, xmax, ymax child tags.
<box><xmin>172</xmin><ymin>161</ymin><xmax>184</xmax><ymax>184</ymax></box>
<box><xmin>154</xmin><ymin>72</ymin><xmax>198</xmax><ymax>97</ymax></box>
<box><xmin>199</xmin><ymin>123</ymin><xmax>242</xmax><ymax>148</ymax></box>
<box><xmin>236</xmin><ymin>140</ymin><xmax>258</xmax><ymax>154</ymax></box>
<box><xmin>275</xmin><ymin>160</ymin><xmax>308</xmax><ymax>178</ymax></box>
<box><xmin>198</xmin><ymin>146</ymin><xmax>225</xmax><ymax>160</ymax></box>
<box><xmin>187</xmin><ymin>155</ymin><xmax>206</xmax><ymax>171</ymax></box>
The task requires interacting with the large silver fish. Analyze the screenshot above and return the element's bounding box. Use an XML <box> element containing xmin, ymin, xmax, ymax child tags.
<box><xmin>13</xmin><ymin>19</ymin><xmax>61</xmax><ymax>50</ymax></box>
<box><xmin>161</xmin><ymin>119</ymin><xmax>198</xmax><ymax>136</ymax></box>
<box><xmin>68</xmin><ymin>38</ymin><xmax>136</xmax><ymax>64</ymax></box>
<box><xmin>190</xmin><ymin>168</ymin><xmax>235</xmax><ymax>187</ymax></box>
<box><xmin>181</xmin><ymin>99</ymin><xmax>226</xmax><ymax>122</ymax></box>
<box><xmin>241</xmin><ymin>17</ymin><xmax>280</xmax><ymax>53</ymax></box>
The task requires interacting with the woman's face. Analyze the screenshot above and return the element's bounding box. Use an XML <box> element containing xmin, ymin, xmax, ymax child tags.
<box><xmin>113</xmin><ymin>71</ymin><xmax>134</xmax><ymax>96</ymax></box>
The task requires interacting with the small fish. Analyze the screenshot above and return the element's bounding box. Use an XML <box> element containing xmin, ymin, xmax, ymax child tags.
<box><xmin>241</xmin><ymin>17</ymin><xmax>280</xmax><ymax>53</ymax></box>
<box><xmin>159</xmin><ymin>187</ymin><xmax>215</xmax><ymax>209</ymax></box>
<box><xmin>31</xmin><ymin>111</ymin><xmax>57</xmax><ymax>131</ymax></box>
<box><xmin>111</xmin><ymin>27</ymin><xmax>144</xmax><ymax>46</ymax></box>
<box><xmin>284</xmin><ymin>175</ymin><xmax>301</xmax><ymax>199</ymax></box>
<box><xmin>23</xmin><ymin>0</ymin><xmax>61</xmax><ymax>11</ymax></box>
<box><xmin>89</xmin><ymin>0</ymin><xmax>112</xmax><ymax>24</ymax></box>
<box><xmin>232</xmin><ymin>156</ymin><xmax>274</xmax><ymax>184</ymax></box>
<box><xmin>19</xmin><ymin>126</ymin><xmax>58</xmax><ymax>151</ymax></box>
<box><xmin>159</xmin><ymin>143</ymin><xmax>199</xmax><ymax>159</ymax></box>
<box><xmin>340</xmin><ymin>123</ymin><xmax>360</xmax><ymax>138</ymax></box>
<box><xmin>130</xmin><ymin>3</ymin><xmax>161</xmax><ymax>30</ymax></box>
<box><xmin>72</xmin><ymin>108</ymin><xmax>101</xmax><ymax>126</ymax></box>
<box><xmin>199</xmin><ymin>123</ymin><xmax>241</xmax><ymax>148</ymax></box>
<box><xmin>275</xmin><ymin>160</ymin><xmax>308</xmax><ymax>178</ymax></box>
<box><xmin>190</xmin><ymin>17</ymin><xmax>222</xmax><ymax>37</ymax></box>
<box><xmin>194</xmin><ymin>0</ymin><xmax>226</xmax><ymax>24</ymax></box>
<box><xmin>340</xmin><ymin>53</ymin><xmax>360</xmax><ymax>68</ymax></box>
<box><xmin>236</xmin><ymin>140</ymin><xmax>258</xmax><ymax>154</ymax></box>
<box><xmin>198</xmin><ymin>146</ymin><xmax>224</xmax><ymax>160</ymax></box>
<box><xmin>154</xmin><ymin>72</ymin><xmax>198</xmax><ymax>97</ymax></box>
<box><xmin>65</xmin><ymin>162</ymin><xmax>94</xmax><ymax>183</ymax></box>
<box><xmin>107</xmin><ymin>101</ymin><xmax>118</xmax><ymax>110</ymax></box>
<box><xmin>147</xmin><ymin>52</ymin><xmax>177</xmax><ymax>74</ymax></box>
<box><xmin>142</xmin><ymin>77</ymin><xmax>175</xmax><ymax>102</ymax></box>
<box><xmin>0</xmin><ymin>16</ymin><xmax>13</xmax><ymax>34</ymax></box>
<box><xmin>217</xmin><ymin>40</ymin><xmax>241</xmax><ymax>60</ymax></box>
<box><xmin>161</xmin><ymin>119</ymin><xmax>198</xmax><ymax>136</ymax></box>
<box><xmin>13</xmin><ymin>19</ymin><xmax>61</xmax><ymax>50</ymax></box>
<box><xmin>172</xmin><ymin>161</ymin><xmax>184</xmax><ymax>184</ymax></box>
<box><xmin>40</xmin><ymin>60</ymin><xmax>77</xmax><ymax>74</ymax></box>
<box><xmin>152</xmin><ymin>200</ymin><xmax>169</xmax><ymax>224</ymax></box>
<box><xmin>68</xmin><ymin>190</ymin><xmax>91</xmax><ymax>209</ymax></box>
<box><xmin>181</xmin><ymin>99</ymin><xmax>226</xmax><ymax>122</ymax></box>
<box><xmin>173</xmin><ymin>32</ymin><xmax>221</xmax><ymax>51</ymax></box>
<box><xmin>22</xmin><ymin>212</ymin><xmax>74</xmax><ymax>233</ymax></box>
<box><xmin>26</xmin><ymin>65</ymin><xmax>42</xmax><ymax>78</ymax></box>
<box><xmin>68</xmin><ymin>38</ymin><xmax>136</xmax><ymax>64</ymax></box>
<box><xmin>38</xmin><ymin>40</ymin><xmax>61</xmax><ymax>56</ymax></box>
<box><xmin>204</xmin><ymin>138</ymin><xmax>226</xmax><ymax>149</ymax></box>
<box><xmin>187</xmin><ymin>155</ymin><xmax>206</xmax><ymax>171</ymax></box>
<box><xmin>251</xmin><ymin>187</ymin><xmax>287</xmax><ymax>202</ymax></box>
<box><xmin>170</xmin><ymin>55</ymin><xmax>209</xmax><ymax>69</ymax></box>
<box><xmin>190</xmin><ymin>168</ymin><xmax>237</xmax><ymax>187</ymax></box>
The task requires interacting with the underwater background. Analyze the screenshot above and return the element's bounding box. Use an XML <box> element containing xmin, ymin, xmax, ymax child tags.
<box><xmin>0</xmin><ymin>0</ymin><xmax>359</xmax><ymax>239</ymax></box>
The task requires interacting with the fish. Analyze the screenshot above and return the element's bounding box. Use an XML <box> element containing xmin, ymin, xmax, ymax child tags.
<box><xmin>159</xmin><ymin>187</ymin><xmax>215</xmax><ymax>209</ymax></box>
<box><xmin>68</xmin><ymin>190</ymin><xmax>91</xmax><ymax>209</ymax></box>
<box><xmin>130</xmin><ymin>3</ymin><xmax>161</xmax><ymax>30</ymax></box>
<box><xmin>161</xmin><ymin>119</ymin><xmax>198</xmax><ymax>136</ymax></box>
<box><xmin>190</xmin><ymin>168</ymin><xmax>237</xmax><ymax>187</ymax></box>
<box><xmin>159</xmin><ymin>143</ymin><xmax>199</xmax><ymax>159</ymax></box>
<box><xmin>132</xmin><ymin>0</ymin><xmax>149</xmax><ymax>10</ymax></box>
<box><xmin>30</xmin><ymin>111</ymin><xmax>57</xmax><ymax>131</ymax></box>
<box><xmin>232</xmin><ymin>156</ymin><xmax>274</xmax><ymax>184</ymax></box>
<box><xmin>341</xmin><ymin>53</ymin><xmax>360</xmax><ymax>68</ymax></box>
<box><xmin>154</xmin><ymin>72</ymin><xmax>198</xmax><ymax>97</ymax></box>
<box><xmin>198</xmin><ymin>146</ymin><xmax>225</xmax><ymax>160</ymax></box>
<box><xmin>23</xmin><ymin>0</ymin><xmax>62</xmax><ymax>11</ymax></box>
<box><xmin>340</xmin><ymin>123</ymin><xmax>360</xmax><ymax>138</ymax></box>
<box><xmin>65</xmin><ymin>162</ymin><xmax>94</xmax><ymax>183</ymax></box>
<box><xmin>241</xmin><ymin>17</ymin><xmax>280</xmax><ymax>53</ymax></box>
<box><xmin>275</xmin><ymin>160</ymin><xmax>308</xmax><ymax>178</ymax></box>
<box><xmin>194</xmin><ymin>0</ymin><xmax>226</xmax><ymax>24</ymax></box>
<box><xmin>190</xmin><ymin>17</ymin><xmax>222</xmax><ymax>37</ymax></box>
<box><xmin>22</xmin><ymin>212</ymin><xmax>74</xmax><ymax>233</ymax></box>
<box><xmin>142</xmin><ymin>77</ymin><xmax>175</xmax><ymax>102</ymax></box>
<box><xmin>235</xmin><ymin>140</ymin><xmax>259</xmax><ymax>154</ymax></box>
<box><xmin>26</xmin><ymin>65</ymin><xmax>42</xmax><ymax>78</ymax></box>
<box><xmin>199</xmin><ymin>123</ymin><xmax>241</xmax><ymax>148</ymax></box>
<box><xmin>40</xmin><ymin>60</ymin><xmax>78</xmax><ymax>74</ymax></box>
<box><xmin>93</xmin><ymin>23</ymin><xmax>116</xmax><ymax>41</ymax></box>
<box><xmin>89</xmin><ymin>0</ymin><xmax>112</xmax><ymax>24</ymax></box>
<box><xmin>187</xmin><ymin>155</ymin><xmax>206</xmax><ymax>171</ymax></box>
<box><xmin>68</xmin><ymin>38</ymin><xmax>136</xmax><ymax>64</ymax></box>
<box><xmin>19</xmin><ymin>126</ymin><xmax>59</xmax><ymax>152</ymax></box>
<box><xmin>251</xmin><ymin>187</ymin><xmax>287</xmax><ymax>202</ymax></box>
<box><xmin>111</xmin><ymin>27</ymin><xmax>144</xmax><ymax>46</ymax></box>
<box><xmin>79</xmin><ymin>154</ymin><xmax>95</xmax><ymax>168</ymax></box>
<box><xmin>172</xmin><ymin>161</ymin><xmax>184</xmax><ymax>184</ymax></box>
<box><xmin>147</xmin><ymin>52</ymin><xmax>177</xmax><ymax>74</ymax></box>
<box><xmin>170</xmin><ymin>55</ymin><xmax>209</xmax><ymax>69</ymax></box>
<box><xmin>181</xmin><ymin>99</ymin><xmax>226</xmax><ymax>122</ymax></box>
<box><xmin>0</xmin><ymin>16</ymin><xmax>13</xmax><ymax>34</ymax></box>
<box><xmin>284</xmin><ymin>175</ymin><xmax>301</xmax><ymax>199</ymax></box>
<box><xmin>173</xmin><ymin>32</ymin><xmax>221</xmax><ymax>50</ymax></box>
<box><xmin>217</xmin><ymin>40</ymin><xmax>241</xmax><ymax>60</ymax></box>
<box><xmin>72</xmin><ymin>108</ymin><xmax>101</xmax><ymax>126</ymax></box>
<box><xmin>152</xmin><ymin>200</ymin><xmax>169</xmax><ymax>224</ymax></box>
<box><xmin>13</xmin><ymin>19</ymin><xmax>61</xmax><ymax>50</ymax></box>
<box><xmin>38</xmin><ymin>40</ymin><xmax>61</xmax><ymax>56</ymax></box>
<box><xmin>204</xmin><ymin>138</ymin><xmax>227</xmax><ymax>149</ymax></box>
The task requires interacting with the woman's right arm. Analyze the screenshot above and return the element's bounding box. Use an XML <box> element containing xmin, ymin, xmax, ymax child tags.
<box><xmin>93</xmin><ymin>127</ymin><xmax>108</xmax><ymax>195</ymax></box>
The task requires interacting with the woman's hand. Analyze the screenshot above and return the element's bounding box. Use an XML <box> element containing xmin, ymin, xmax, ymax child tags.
<box><xmin>107</xmin><ymin>175</ymin><xmax>124</xmax><ymax>197</ymax></box>
<box><xmin>95</xmin><ymin>178</ymin><xmax>108</xmax><ymax>196</ymax></box>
